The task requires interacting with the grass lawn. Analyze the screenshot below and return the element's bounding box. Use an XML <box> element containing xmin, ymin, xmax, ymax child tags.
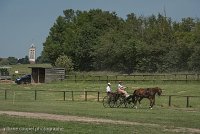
<box><xmin>1</xmin><ymin>81</ymin><xmax>200</xmax><ymax>108</ymax></box>
<box><xmin>0</xmin><ymin>80</ymin><xmax>200</xmax><ymax>134</ymax></box>
<box><xmin>0</xmin><ymin>101</ymin><xmax>200</xmax><ymax>134</ymax></box>
<box><xmin>0</xmin><ymin>114</ymin><xmax>178</xmax><ymax>134</ymax></box>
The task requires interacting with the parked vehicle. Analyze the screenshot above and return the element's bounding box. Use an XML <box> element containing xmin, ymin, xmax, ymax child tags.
<box><xmin>15</xmin><ymin>74</ymin><xmax>31</xmax><ymax>84</ymax></box>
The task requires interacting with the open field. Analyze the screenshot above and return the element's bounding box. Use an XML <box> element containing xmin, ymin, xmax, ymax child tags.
<box><xmin>0</xmin><ymin>108</ymin><xmax>200</xmax><ymax>134</ymax></box>
<box><xmin>0</xmin><ymin>101</ymin><xmax>200</xmax><ymax>134</ymax></box>
<box><xmin>1</xmin><ymin>112</ymin><xmax>189</xmax><ymax>134</ymax></box>
<box><xmin>1</xmin><ymin>81</ymin><xmax>200</xmax><ymax>107</ymax></box>
<box><xmin>0</xmin><ymin>80</ymin><xmax>200</xmax><ymax>134</ymax></box>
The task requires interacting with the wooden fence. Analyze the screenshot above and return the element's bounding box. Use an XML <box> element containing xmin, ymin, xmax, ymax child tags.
<box><xmin>161</xmin><ymin>95</ymin><xmax>200</xmax><ymax>108</ymax></box>
<box><xmin>2</xmin><ymin>89</ymin><xmax>102</xmax><ymax>102</ymax></box>
<box><xmin>1</xmin><ymin>89</ymin><xmax>200</xmax><ymax>108</ymax></box>
<box><xmin>65</xmin><ymin>74</ymin><xmax>200</xmax><ymax>83</ymax></box>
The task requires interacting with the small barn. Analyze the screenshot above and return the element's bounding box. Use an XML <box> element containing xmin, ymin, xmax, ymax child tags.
<box><xmin>29</xmin><ymin>67</ymin><xmax>65</xmax><ymax>83</ymax></box>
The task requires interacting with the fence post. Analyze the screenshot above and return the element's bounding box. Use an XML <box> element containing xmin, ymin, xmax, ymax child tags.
<box><xmin>75</xmin><ymin>75</ymin><xmax>77</xmax><ymax>83</ymax></box>
<box><xmin>85</xmin><ymin>91</ymin><xmax>87</xmax><ymax>101</ymax></box>
<box><xmin>168</xmin><ymin>96</ymin><xmax>171</xmax><ymax>106</ymax></box>
<box><xmin>63</xmin><ymin>91</ymin><xmax>66</xmax><ymax>101</ymax></box>
<box><xmin>98</xmin><ymin>76</ymin><xmax>100</xmax><ymax>81</ymax></box>
<box><xmin>97</xmin><ymin>91</ymin><xmax>100</xmax><ymax>102</ymax></box>
<box><xmin>186</xmin><ymin>96</ymin><xmax>189</xmax><ymax>107</ymax></box>
<box><xmin>34</xmin><ymin>90</ymin><xmax>37</xmax><ymax>100</ymax></box>
<box><xmin>71</xmin><ymin>91</ymin><xmax>74</xmax><ymax>101</ymax></box>
<box><xmin>5</xmin><ymin>89</ymin><xmax>7</xmax><ymax>100</ymax></box>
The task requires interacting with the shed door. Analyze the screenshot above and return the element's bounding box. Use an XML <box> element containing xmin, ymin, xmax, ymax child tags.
<box><xmin>32</xmin><ymin>68</ymin><xmax>45</xmax><ymax>83</ymax></box>
<box><xmin>39</xmin><ymin>68</ymin><xmax>45</xmax><ymax>83</ymax></box>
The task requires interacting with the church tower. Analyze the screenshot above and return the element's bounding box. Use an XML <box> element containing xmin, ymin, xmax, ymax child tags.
<box><xmin>29</xmin><ymin>44</ymin><xmax>36</xmax><ymax>64</ymax></box>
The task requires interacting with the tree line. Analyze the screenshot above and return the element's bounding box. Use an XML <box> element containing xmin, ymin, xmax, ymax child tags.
<box><xmin>40</xmin><ymin>9</ymin><xmax>200</xmax><ymax>73</ymax></box>
<box><xmin>0</xmin><ymin>56</ymin><xmax>42</xmax><ymax>65</ymax></box>
<box><xmin>0</xmin><ymin>56</ymin><xmax>29</xmax><ymax>65</ymax></box>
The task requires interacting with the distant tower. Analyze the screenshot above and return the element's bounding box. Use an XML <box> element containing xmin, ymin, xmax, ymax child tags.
<box><xmin>29</xmin><ymin>44</ymin><xmax>36</xmax><ymax>64</ymax></box>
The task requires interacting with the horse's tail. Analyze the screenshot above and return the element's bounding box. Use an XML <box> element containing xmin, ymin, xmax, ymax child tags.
<box><xmin>133</xmin><ymin>90</ymin><xmax>137</xmax><ymax>94</ymax></box>
<box><xmin>132</xmin><ymin>90</ymin><xmax>137</xmax><ymax>97</ymax></box>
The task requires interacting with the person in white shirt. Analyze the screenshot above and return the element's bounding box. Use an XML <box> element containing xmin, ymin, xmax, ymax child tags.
<box><xmin>106</xmin><ymin>83</ymin><xmax>112</xmax><ymax>94</ymax></box>
<box><xmin>117</xmin><ymin>81</ymin><xmax>129</xmax><ymax>97</ymax></box>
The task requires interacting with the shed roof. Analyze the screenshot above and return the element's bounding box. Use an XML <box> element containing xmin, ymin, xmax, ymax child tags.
<box><xmin>28</xmin><ymin>67</ymin><xmax>65</xmax><ymax>70</ymax></box>
<box><xmin>28</xmin><ymin>67</ymin><xmax>51</xmax><ymax>69</ymax></box>
<box><xmin>0</xmin><ymin>66</ymin><xmax>12</xmax><ymax>69</ymax></box>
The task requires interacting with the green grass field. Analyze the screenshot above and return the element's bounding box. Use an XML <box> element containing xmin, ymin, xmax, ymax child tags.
<box><xmin>0</xmin><ymin>100</ymin><xmax>200</xmax><ymax>134</ymax></box>
<box><xmin>0</xmin><ymin>80</ymin><xmax>200</xmax><ymax>134</ymax></box>
<box><xmin>0</xmin><ymin>64</ymin><xmax>200</xmax><ymax>133</ymax></box>
<box><xmin>0</xmin><ymin>113</ymin><xmax>178</xmax><ymax>134</ymax></box>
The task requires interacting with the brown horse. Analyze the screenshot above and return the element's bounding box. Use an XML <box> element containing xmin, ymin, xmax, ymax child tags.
<box><xmin>132</xmin><ymin>87</ymin><xmax>162</xmax><ymax>109</ymax></box>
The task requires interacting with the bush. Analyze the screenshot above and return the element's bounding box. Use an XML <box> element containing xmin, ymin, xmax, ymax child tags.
<box><xmin>55</xmin><ymin>55</ymin><xmax>73</xmax><ymax>72</ymax></box>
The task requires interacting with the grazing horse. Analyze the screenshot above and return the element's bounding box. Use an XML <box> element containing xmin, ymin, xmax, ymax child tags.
<box><xmin>132</xmin><ymin>87</ymin><xmax>162</xmax><ymax>109</ymax></box>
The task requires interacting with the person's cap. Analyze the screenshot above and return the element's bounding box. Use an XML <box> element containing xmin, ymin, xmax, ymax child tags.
<box><xmin>108</xmin><ymin>83</ymin><xmax>111</xmax><ymax>85</ymax></box>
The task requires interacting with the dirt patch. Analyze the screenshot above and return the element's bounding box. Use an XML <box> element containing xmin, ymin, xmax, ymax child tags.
<box><xmin>0</xmin><ymin>80</ymin><xmax>13</xmax><ymax>84</ymax></box>
<box><xmin>0</xmin><ymin>110</ymin><xmax>158</xmax><ymax>127</ymax></box>
<box><xmin>0</xmin><ymin>111</ymin><xmax>200</xmax><ymax>133</ymax></box>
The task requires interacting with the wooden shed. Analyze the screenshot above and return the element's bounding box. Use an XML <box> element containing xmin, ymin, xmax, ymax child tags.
<box><xmin>29</xmin><ymin>67</ymin><xmax>65</xmax><ymax>83</ymax></box>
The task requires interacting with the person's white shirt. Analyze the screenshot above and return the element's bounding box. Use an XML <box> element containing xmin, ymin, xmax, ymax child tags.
<box><xmin>118</xmin><ymin>84</ymin><xmax>123</xmax><ymax>89</ymax></box>
<box><xmin>106</xmin><ymin>85</ymin><xmax>111</xmax><ymax>93</ymax></box>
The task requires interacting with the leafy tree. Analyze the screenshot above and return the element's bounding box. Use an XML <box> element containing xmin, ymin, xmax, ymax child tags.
<box><xmin>7</xmin><ymin>57</ymin><xmax>18</xmax><ymax>65</ymax></box>
<box><xmin>43</xmin><ymin>16</ymin><xmax>67</xmax><ymax>65</ymax></box>
<box><xmin>193</xmin><ymin>21</ymin><xmax>200</xmax><ymax>44</ymax></box>
<box><xmin>135</xmin><ymin>42</ymin><xmax>163</xmax><ymax>72</ymax></box>
<box><xmin>0</xmin><ymin>58</ymin><xmax>9</xmax><ymax>65</ymax></box>
<box><xmin>18</xmin><ymin>56</ymin><xmax>29</xmax><ymax>64</ymax></box>
<box><xmin>54</xmin><ymin>55</ymin><xmax>73</xmax><ymax>72</ymax></box>
<box><xmin>179</xmin><ymin>17</ymin><xmax>195</xmax><ymax>32</ymax></box>
<box><xmin>162</xmin><ymin>43</ymin><xmax>192</xmax><ymax>72</ymax></box>
<box><xmin>124</xmin><ymin>13</ymin><xmax>143</xmax><ymax>40</ymax></box>
<box><xmin>119</xmin><ymin>39</ymin><xmax>137</xmax><ymax>73</ymax></box>
<box><xmin>93</xmin><ymin>29</ymin><xmax>137</xmax><ymax>73</ymax></box>
<box><xmin>41</xmin><ymin>9</ymin><xmax>200</xmax><ymax>73</ymax></box>
<box><xmin>188</xmin><ymin>45</ymin><xmax>200</xmax><ymax>71</ymax></box>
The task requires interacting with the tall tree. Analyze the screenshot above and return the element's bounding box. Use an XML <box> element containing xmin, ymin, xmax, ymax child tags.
<box><xmin>43</xmin><ymin>16</ymin><xmax>68</xmax><ymax>65</ymax></box>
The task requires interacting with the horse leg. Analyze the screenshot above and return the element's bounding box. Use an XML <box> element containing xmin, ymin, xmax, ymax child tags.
<box><xmin>138</xmin><ymin>97</ymin><xmax>143</xmax><ymax>108</ymax></box>
<box><xmin>149</xmin><ymin>98</ymin><xmax>153</xmax><ymax>109</ymax></box>
<box><xmin>153</xmin><ymin>96</ymin><xmax>156</xmax><ymax>105</ymax></box>
<box><xmin>149</xmin><ymin>96</ymin><xmax>155</xmax><ymax>109</ymax></box>
<box><xmin>152</xmin><ymin>97</ymin><xmax>155</xmax><ymax>107</ymax></box>
<box><xmin>134</xmin><ymin>96</ymin><xmax>138</xmax><ymax>109</ymax></box>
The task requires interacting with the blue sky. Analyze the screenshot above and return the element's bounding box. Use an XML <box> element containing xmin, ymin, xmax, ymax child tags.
<box><xmin>0</xmin><ymin>0</ymin><xmax>200</xmax><ymax>59</ymax></box>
